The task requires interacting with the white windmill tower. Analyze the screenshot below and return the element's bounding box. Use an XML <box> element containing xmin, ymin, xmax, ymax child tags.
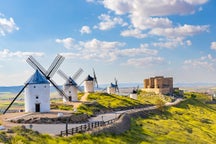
<box><xmin>58</xmin><ymin>68</ymin><xmax>83</xmax><ymax>102</ymax></box>
<box><xmin>84</xmin><ymin>69</ymin><xmax>98</xmax><ymax>93</ymax></box>
<box><xmin>25</xmin><ymin>70</ymin><xmax>50</xmax><ymax>112</ymax></box>
<box><xmin>3</xmin><ymin>55</ymin><xmax>67</xmax><ymax>114</ymax></box>
<box><xmin>129</xmin><ymin>86</ymin><xmax>139</xmax><ymax>100</ymax></box>
<box><xmin>107</xmin><ymin>78</ymin><xmax>119</xmax><ymax>94</ymax></box>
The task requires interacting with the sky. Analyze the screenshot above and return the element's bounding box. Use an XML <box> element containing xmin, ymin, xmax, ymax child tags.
<box><xmin>0</xmin><ymin>0</ymin><xmax>216</xmax><ymax>86</ymax></box>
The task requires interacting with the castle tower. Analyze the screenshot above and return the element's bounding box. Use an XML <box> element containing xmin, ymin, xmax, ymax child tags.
<box><xmin>84</xmin><ymin>75</ymin><xmax>94</xmax><ymax>93</ymax></box>
<box><xmin>25</xmin><ymin>70</ymin><xmax>50</xmax><ymax>112</ymax></box>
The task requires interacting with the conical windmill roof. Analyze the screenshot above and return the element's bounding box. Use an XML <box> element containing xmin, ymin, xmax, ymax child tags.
<box><xmin>85</xmin><ymin>75</ymin><xmax>94</xmax><ymax>81</ymax></box>
<box><xmin>110</xmin><ymin>83</ymin><xmax>116</xmax><ymax>88</ymax></box>
<box><xmin>26</xmin><ymin>70</ymin><xmax>50</xmax><ymax>84</ymax></box>
<box><xmin>65</xmin><ymin>77</ymin><xmax>77</xmax><ymax>86</ymax></box>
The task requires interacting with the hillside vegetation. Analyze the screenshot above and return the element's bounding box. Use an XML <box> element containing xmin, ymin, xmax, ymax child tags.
<box><xmin>2</xmin><ymin>92</ymin><xmax>216</xmax><ymax>143</ymax></box>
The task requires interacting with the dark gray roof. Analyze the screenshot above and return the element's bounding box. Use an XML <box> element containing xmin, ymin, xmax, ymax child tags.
<box><xmin>26</xmin><ymin>70</ymin><xmax>50</xmax><ymax>84</ymax></box>
<box><xmin>65</xmin><ymin>77</ymin><xmax>77</xmax><ymax>86</ymax></box>
<box><xmin>85</xmin><ymin>75</ymin><xmax>94</xmax><ymax>81</ymax></box>
<box><xmin>110</xmin><ymin>83</ymin><xmax>117</xmax><ymax>88</ymax></box>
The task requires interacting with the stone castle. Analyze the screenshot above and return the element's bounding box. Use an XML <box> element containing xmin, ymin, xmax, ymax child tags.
<box><xmin>143</xmin><ymin>76</ymin><xmax>173</xmax><ymax>95</ymax></box>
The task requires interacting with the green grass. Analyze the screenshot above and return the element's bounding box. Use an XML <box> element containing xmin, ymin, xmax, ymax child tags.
<box><xmin>76</xmin><ymin>92</ymin><xmax>144</xmax><ymax>116</ymax></box>
<box><xmin>2</xmin><ymin>92</ymin><xmax>216</xmax><ymax>143</ymax></box>
<box><xmin>138</xmin><ymin>91</ymin><xmax>172</xmax><ymax>104</ymax></box>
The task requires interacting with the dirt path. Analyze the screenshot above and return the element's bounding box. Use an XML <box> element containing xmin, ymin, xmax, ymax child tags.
<box><xmin>69</xmin><ymin>93</ymin><xmax>90</xmax><ymax>110</ymax></box>
<box><xmin>80</xmin><ymin>92</ymin><xmax>89</xmax><ymax>102</ymax></box>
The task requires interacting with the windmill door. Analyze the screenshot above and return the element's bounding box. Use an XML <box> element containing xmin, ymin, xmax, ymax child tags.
<box><xmin>35</xmin><ymin>103</ymin><xmax>40</xmax><ymax>112</ymax></box>
<box><xmin>69</xmin><ymin>96</ymin><xmax>72</xmax><ymax>102</ymax></box>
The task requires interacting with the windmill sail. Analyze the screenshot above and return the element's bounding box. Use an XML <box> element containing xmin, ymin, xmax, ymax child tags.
<box><xmin>115</xmin><ymin>78</ymin><xmax>119</xmax><ymax>92</ymax></box>
<box><xmin>3</xmin><ymin>83</ymin><xmax>28</xmax><ymax>114</ymax></box>
<box><xmin>46</xmin><ymin>55</ymin><xmax>65</xmax><ymax>78</ymax></box>
<box><xmin>93</xmin><ymin>68</ymin><xmax>98</xmax><ymax>88</ymax></box>
<box><xmin>26</xmin><ymin>56</ymin><xmax>47</xmax><ymax>76</ymax></box>
<box><xmin>27</xmin><ymin>55</ymin><xmax>68</xmax><ymax>101</ymax></box>
<box><xmin>72</xmin><ymin>68</ymin><xmax>83</xmax><ymax>81</ymax></box>
<box><xmin>58</xmin><ymin>68</ymin><xmax>83</xmax><ymax>92</ymax></box>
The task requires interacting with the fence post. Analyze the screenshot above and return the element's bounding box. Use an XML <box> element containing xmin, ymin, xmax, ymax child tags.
<box><xmin>65</xmin><ymin>117</ymin><xmax>69</xmax><ymax>136</ymax></box>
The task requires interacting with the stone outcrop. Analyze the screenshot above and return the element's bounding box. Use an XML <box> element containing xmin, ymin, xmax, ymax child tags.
<box><xmin>10</xmin><ymin>114</ymin><xmax>89</xmax><ymax>124</ymax></box>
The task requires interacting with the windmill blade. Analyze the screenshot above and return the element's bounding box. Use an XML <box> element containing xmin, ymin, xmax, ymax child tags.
<box><xmin>78</xmin><ymin>79</ymin><xmax>85</xmax><ymax>87</ymax></box>
<box><xmin>26</xmin><ymin>56</ymin><xmax>47</xmax><ymax>76</ymax></box>
<box><xmin>115</xmin><ymin>78</ymin><xmax>118</xmax><ymax>86</ymax></box>
<box><xmin>93</xmin><ymin>68</ymin><xmax>98</xmax><ymax>88</ymax></box>
<box><xmin>72</xmin><ymin>68</ymin><xmax>83</xmax><ymax>81</ymax></box>
<box><xmin>46</xmin><ymin>55</ymin><xmax>65</xmax><ymax>78</ymax></box>
<box><xmin>49</xmin><ymin>79</ymin><xmax>68</xmax><ymax>101</ymax></box>
<box><xmin>116</xmin><ymin>85</ymin><xmax>119</xmax><ymax>92</ymax></box>
<box><xmin>114</xmin><ymin>78</ymin><xmax>119</xmax><ymax>92</ymax></box>
<box><xmin>3</xmin><ymin>84</ymin><xmax>28</xmax><ymax>114</ymax></box>
<box><xmin>76</xmin><ymin>86</ymin><xmax>83</xmax><ymax>92</ymax></box>
<box><xmin>136</xmin><ymin>85</ymin><xmax>139</xmax><ymax>92</ymax></box>
<box><xmin>57</xmin><ymin>69</ymin><xmax>69</xmax><ymax>81</ymax></box>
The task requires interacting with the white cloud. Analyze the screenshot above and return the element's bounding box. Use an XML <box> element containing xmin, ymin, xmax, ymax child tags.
<box><xmin>100</xmin><ymin>0</ymin><xmax>208</xmax><ymax>41</ymax></box>
<box><xmin>80</xmin><ymin>26</ymin><xmax>91</xmax><ymax>34</ymax></box>
<box><xmin>86</xmin><ymin>0</ymin><xmax>95</xmax><ymax>2</ymax></box>
<box><xmin>0</xmin><ymin>49</ymin><xmax>44</xmax><ymax>59</ymax></box>
<box><xmin>59</xmin><ymin>38</ymin><xmax>125</xmax><ymax>61</ymax></box>
<box><xmin>149</xmin><ymin>24</ymin><xmax>209</xmax><ymax>38</ymax></box>
<box><xmin>186</xmin><ymin>40</ymin><xmax>192</xmax><ymax>46</ymax></box>
<box><xmin>103</xmin><ymin>0</ymin><xmax>208</xmax><ymax>16</ymax></box>
<box><xmin>126</xmin><ymin>57</ymin><xmax>164</xmax><ymax>67</ymax></box>
<box><xmin>152</xmin><ymin>38</ymin><xmax>192</xmax><ymax>49</ymax></box>
<box><xmin>118</xmin><ymin>44</ymin><xmax>158</xmax><ymax>56</ymax></box>
<box><xmin>0</xmin><ymin>15</ymin><xmax>19</xmax><ymax>36</ymax></box>
<box><xmin>120</xmin><ymin>28</ymin><xmax>147</xmax><ymax>38</ymax></box>
<box><xmin>131</xmin><ymin>17</ymin><xmax>173</xmax><ymax>30</ymax></box>
<box><xmin>184</xmin><ymin>54</ymin><xmax>216</xmax><ymax>71</ymax></box>
<box><xmin>56</xmin><ymin>37</ymin><xmax>74</xmax><ymax>49</ymax></box>
<box><xmin>210</xmin><ymin>42</ymin><xmax>216</xmax><ymax>50</ymax></box>
<box><xmin>184</xmin><ymin>0</ymin><xmax>208</xmax><ymax>5</ymax></box>
<box><xmin>58</xmin><ymin>37</ymin><xmax>159</xmax><ymax>62</ymax></box>
<box><xmin>94</xmin><ymin>14</ymin><xmax>127</xmax><ymax>30</ymax></box>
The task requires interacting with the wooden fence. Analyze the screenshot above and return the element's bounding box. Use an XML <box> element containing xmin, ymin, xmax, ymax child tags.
<box><xmin>60</xmin><ymin>117</ymin><xmax>118</xmax><ymax>136</ymax></box>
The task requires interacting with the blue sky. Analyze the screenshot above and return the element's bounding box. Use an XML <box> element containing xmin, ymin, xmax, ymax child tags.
<box><xmin>0</xmin><ymin>0</ymin><xmax>216</xmax><ymax>86</ymax></box>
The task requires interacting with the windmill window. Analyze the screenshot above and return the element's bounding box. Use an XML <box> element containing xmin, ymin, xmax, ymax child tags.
<box><xmin>69</xmin><ymin>91</ymin><xmax>71</xmax><ymax>94</ymax></box>
<box><xmin>44</xmin><ymin>85</ymin><xmax>46</xmax><ymax>88</ymax></box>
<box><xmin>36</xmin><ymin>96</ymin><xmax>39</xmax><ymax>99</ymax></box>
<box><xmin>34</xmin><ymin>86</ymin><xmax>36</xmax><ymax>88</ymax></box>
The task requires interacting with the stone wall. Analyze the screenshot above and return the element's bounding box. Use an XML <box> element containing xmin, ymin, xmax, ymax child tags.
<box><xmin>89</xmin><ymin>109</ymin><xmax>159</xmax><ymax>135</ymax></box>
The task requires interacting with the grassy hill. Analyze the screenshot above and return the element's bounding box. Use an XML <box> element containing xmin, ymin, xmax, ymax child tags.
<box><xmin>1</xmin><ymin>92</ymin><xmax>216</xmax><ymax>143</ymax></box>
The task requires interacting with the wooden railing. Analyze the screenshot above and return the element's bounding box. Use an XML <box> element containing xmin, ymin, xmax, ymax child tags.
<box><xmin>60</xmin><ymin>117</ymin><xmax>118</xmax><ymax>136</ymax></box>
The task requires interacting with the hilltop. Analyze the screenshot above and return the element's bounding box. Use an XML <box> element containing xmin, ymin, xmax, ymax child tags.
<box><xmin>1</xmin><ymin>91</ymin><xmax>216</xmax><ymax>143</ymax></box>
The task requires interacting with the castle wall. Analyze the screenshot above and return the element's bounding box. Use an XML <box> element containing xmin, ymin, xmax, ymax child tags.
<box><xmin>143</xmin><ymin>76</ymin><xmax>173</xmax><ymax>95</ymax></box>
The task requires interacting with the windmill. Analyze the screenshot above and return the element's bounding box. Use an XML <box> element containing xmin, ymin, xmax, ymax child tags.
<box><xmin>130</xmin><ymin>85</ymin><xmax>139</xmax><ymax>100</ymax></box>
<box><xmin>107</xmin><ymin>78</ymin><xmax>119</xmax><ymax>94</ymax></box>
<box><xmin>2</xmin><ymin>55</ymin><xmax>67</xmax><ymax>114</ymax></box>
<box><xmin>57</xmin><ymin>68</ymin><xmax>83</xmax><ymax>102</ymax></box>
<box><xmin>83</xmin><ymin>68</ymin><xmax>98</xmax><ymax>93</ymax></box>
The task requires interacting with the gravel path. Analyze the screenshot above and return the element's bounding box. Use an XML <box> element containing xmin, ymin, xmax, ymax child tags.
<box><xmin>1</xmin><ymin>98</ymin><xmax>183</xmax><ymax>136</ymax></box>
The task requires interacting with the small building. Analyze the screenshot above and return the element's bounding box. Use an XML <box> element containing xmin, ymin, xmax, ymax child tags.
<box><xmin>25</xmin><ymin>70</ymin><xmax>50</xmax><ymax>112</ymax></box>
<box><xmin>143</xmin><ymin>76</ymin><xmax>173</xmax><ymax>95</ymax></box>
<box><xmin>130</xmin><ymin>89</ymin><xmax>138</xmax><ymax>100</ymax></box>
<box><xmin>107</xmin><ymin>83</ymin><xmax>117</xmax><ymax>94</ymax></box>
<box><xmin>63</xmin><ymin>78</ymin><xmax>78</xmax><ymax>102</ymax></box>
<box><xmin>84</xmin><ymin>75</ymin><xmax>94</xmax><ymax>93</ymax></box>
